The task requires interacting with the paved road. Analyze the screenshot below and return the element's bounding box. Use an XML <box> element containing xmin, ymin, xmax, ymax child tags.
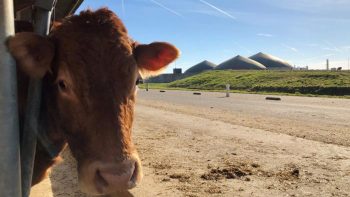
<box><xmin>137</xmin><ymin>90</ymin><xmax>350</xmax><ymax>146</ymax></box>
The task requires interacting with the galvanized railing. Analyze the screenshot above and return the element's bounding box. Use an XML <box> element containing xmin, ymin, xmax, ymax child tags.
<box><xmin>20</xmin><ymin>1</ymin><xmax>55</xmax><ymax>196</ymax></box>
<box><xmin>0</xmin><ymin>0</ymin><xmax>22</xmax><ymax>196</ymax></box>
<box><xmin>0</xmin><ymin>0</ymin><xmax>55</xmax><ymax>196</ymax></box>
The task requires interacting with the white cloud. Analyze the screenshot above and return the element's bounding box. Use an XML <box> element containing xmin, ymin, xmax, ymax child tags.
<box><xmin>150</xmin><ymin>0</ymin><xmax>184</xmax><ymax>18</ymax></box>
<box><xmin>198</xmin><ymin>0</ymin><xmax>236</xmax><ymax>20</ymax></box>
<box><xmin>187</xmin><ymin>9</ymin><xmax>224</xmax><ymax>18</ymax></box>
<box><xmin>282</xmin><ymin>44</ymin><xmax>298</xmax><ymax>52</ymax></box>
<box><xmin>323</xmin><ymin>40</ymin><xmax>343</xmax><ymax>53</ymax></box>
<box><xmin>121</xmin><ymin>0</ymin><xmax>125</xmax><ymax>17</ymax></box>
<box><xmin>322</xmin><ymin>47</ymin><xmax>341</xmax><ymax>52</ymax></box>
<box><xmin>257</xmin><ymin>33</ymin><xmax>273</xmax><ymax>37</ymax></box>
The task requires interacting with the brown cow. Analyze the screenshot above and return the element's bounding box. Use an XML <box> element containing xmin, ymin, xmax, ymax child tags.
<box><xmin>7</xmin><ymin>8</ymin><xmax>179</xmax><ymax>195</ymax></box>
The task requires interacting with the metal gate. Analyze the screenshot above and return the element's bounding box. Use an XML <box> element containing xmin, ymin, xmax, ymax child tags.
<box><xmin>0</xmin><ymin>0</ymin><xmax>83</xmax><ymax>196</ymax></box>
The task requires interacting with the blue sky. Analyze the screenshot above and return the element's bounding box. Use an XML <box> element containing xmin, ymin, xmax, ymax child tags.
<box><xmin>77</xmin><ymin>0</ymin><xmax>350</xmax><ymax>72</ymax></box>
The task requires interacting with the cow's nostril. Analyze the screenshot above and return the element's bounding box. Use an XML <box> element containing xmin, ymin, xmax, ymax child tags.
<box><xmin>94</xmin><ymin>169</ymin><xmax>108</xmax><ymax>193</ymax></box>
<box><xmin>128</xmin><ymin>161</ymin><xmax>138</xmax><ymax>188</ymax></box>
<box><xmin>94</xmin><ymin>159</ymin><xmax>139</xmax><ymax>192</ymax></box>
<box><xmin>82</xmin><ymin>155</ymin><xmax>142</xmax><ymax>194</ymax></box>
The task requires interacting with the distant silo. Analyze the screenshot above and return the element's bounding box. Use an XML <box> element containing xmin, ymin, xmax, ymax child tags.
<box><xmin>173</xmin><ymin>68</ymin><xmax>182</xmax><ymax>74</ymax></box>
<box><xmin>249</xmin><ymin>52</ymin><xmax>293</xmax><ymax>70</ymax></box>
<box><xmin>215</xmin><ymin>55</ymin><xmax>267</xmax><ymax>70</ymax></box>
<box><xmin>185</xmin><ymin>60</ymin><xmax>216</xmax><ymax>75</ymax></box>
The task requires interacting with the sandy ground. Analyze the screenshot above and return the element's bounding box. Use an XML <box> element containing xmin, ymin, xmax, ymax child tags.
<box><xmin>31</xmin><ymin>90</ymin><xmax>350</xmax><ymax>197</ymax></box>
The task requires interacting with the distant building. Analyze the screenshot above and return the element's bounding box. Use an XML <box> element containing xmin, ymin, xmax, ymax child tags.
<box><xmin>147</xmin><ymin>52</ymin><xmax>295</xmax><ymax>83</ymax></box>
<box><xmin>185</xmin><ymin>60</ymin><xmax>216</xmax><ymax>75</ymax></box>
<box><xmin>249</xmin><ymin>52</ymin><xmax>293</xmax><ymax>70</ymax></box>
<box><xmin>173</xmin><ymin>68</ymin><xmax>182</xmax><ymax>74</ymax></box>
<box><xmin>146</xmin><ymin>67</ymin><xmax>185</xmax><ymax>83</ymax></box>
<box><xmin>215</xmin><ymin>55</ymin><xmax>267</xmax><ymax>70</ymax></box>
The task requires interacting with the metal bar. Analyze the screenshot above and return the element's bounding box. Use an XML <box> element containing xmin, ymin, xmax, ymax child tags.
<box><xmin>68</xmin><ymin>0</ymin><xmax>84</xmax><ymax>15</ymax></box>
<box><xmin>20</xmin><ymin>1</ymin><xmax>55</xmax><ymax>196</ymax></box>
<box><xmin>20</xmin><ymin>81</ymin><xmax>42</xmax><ymax>197</ymax></box>
<box><xmin>0</xmin><ymin>0</ymin><xmax>22</xmax><ymax>196</ymax></box>
<box><xmin>226</xmin><ymin>84</ymin><xmax>230</xmax><ymax>97</ymax></box>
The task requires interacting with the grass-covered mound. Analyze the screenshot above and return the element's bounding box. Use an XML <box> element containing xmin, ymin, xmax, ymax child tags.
<box><xmin>167</xmin><ymin>70</ymin><xmax>350</xmax><ymax>96</ymax></box>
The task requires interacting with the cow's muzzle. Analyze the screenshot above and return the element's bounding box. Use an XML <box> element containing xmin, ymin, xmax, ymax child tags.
<box><xmin>79</xmin><ymin>153</ymin><xmax>143</xmax><ymax>195</ymax></box>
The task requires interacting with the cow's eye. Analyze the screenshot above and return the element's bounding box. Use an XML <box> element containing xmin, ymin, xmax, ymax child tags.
<box><xmin>58</xmin><ymin>80</ymin><xmax>68</xmax><ymax>91</ymax></box>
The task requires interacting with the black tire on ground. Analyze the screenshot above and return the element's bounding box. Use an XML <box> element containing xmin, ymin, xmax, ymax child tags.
<box><xmin>265</xmin><ymin>97</ymin><xmax>281</xmax><ymax>101</ymax></box>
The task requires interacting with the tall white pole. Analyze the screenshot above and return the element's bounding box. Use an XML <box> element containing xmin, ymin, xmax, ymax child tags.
<box><xmin>0</xmin><ymin>0</ymin><xmax>22</xmax><ymax>196</ymax></box>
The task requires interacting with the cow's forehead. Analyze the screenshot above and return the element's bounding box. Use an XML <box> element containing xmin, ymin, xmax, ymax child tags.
<box><xmin>51</xmin><ymin>9</ymin><xmax>136</xmax><ymax>75</ymax></box>
<box><xmin>51</xmin><ymin>8</ymin><xmax>133</xmax><ymax>54</ymax></box>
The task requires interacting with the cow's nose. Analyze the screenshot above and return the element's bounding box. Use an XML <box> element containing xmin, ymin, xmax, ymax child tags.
<box><xmin>91</xmin><ymin>157</ymin><xmax>143</xmax><ymax>194</ymax></box>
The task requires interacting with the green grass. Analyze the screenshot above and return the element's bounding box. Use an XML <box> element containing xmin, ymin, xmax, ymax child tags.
<box><xmin>139</xmin><ymin>83</ymin><xmax>169</xmax><ymax>89</ymax></box>
<box><xmin>141</xmin><ymin>70</ymin><xmax>350</xmax><ymax>97</ymax></box>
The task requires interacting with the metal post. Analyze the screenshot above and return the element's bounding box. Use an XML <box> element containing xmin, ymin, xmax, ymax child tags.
<box><xmin>21</xmin><ymin>1</ymin><xmax>55</xmax><ymax>196</ymax></box>
<box><xmin>146</xmin><ymin>83</ymin><xmax>149</xmax><ymax>91</ymax></box>
<box><xmin>0</xmin><ymin>0</ymin><xmax>22</xmax><ymax>196</ymax></box>
<box><xmin>226</xmin><ymin>84</ymin><xmax>230</xmax><ymax>97</ymax></box>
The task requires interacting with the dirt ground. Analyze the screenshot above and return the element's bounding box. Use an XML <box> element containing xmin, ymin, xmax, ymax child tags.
<box><xmin>31</xmin><ymin>90</ymin><xmax>350</xmax><ymax>197</ymax></box>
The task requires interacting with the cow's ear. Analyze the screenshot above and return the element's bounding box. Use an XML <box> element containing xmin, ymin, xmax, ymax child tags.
<box><xmin>6</xmin><ymin>32</ymin><xmax>55</xmax><ymax>78</ymax></box>
<box><xmin>134</xmin><ymin>42</ymin><xmax>179</xmax><ymax>77</ymax></box>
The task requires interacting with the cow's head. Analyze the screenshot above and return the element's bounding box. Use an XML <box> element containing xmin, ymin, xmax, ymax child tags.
<box><xmin>7</xmin><ymin>9</ymin><xmax>179</xmax><ymax>195</ymax></box>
